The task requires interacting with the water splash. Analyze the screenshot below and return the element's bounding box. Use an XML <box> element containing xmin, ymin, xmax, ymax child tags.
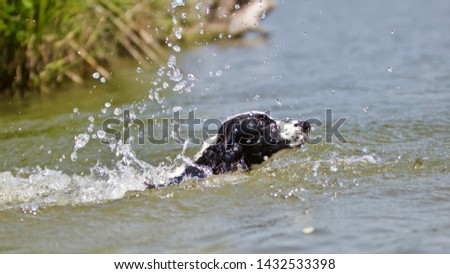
<box><xmin>0</xmin><ymin>1</ymin><xmax>216</xmax><ymax>212</ymax></box>
<box><xmin>171</xmin><ymin>0</ymin><xmax>185</xmax><ymax>9</ymax></box>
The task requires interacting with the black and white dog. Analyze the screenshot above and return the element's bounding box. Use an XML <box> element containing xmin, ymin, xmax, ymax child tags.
<box><xmin>147</xmin><ymin>111</ymin><xmax>310</xmax><ymax>188</ymax></box>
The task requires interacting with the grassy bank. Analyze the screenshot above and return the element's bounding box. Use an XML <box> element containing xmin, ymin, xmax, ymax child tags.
<box><xmin>0</xmin><ymin>0</ymin><xmax>206</xmax><ymax>95</ymax></box>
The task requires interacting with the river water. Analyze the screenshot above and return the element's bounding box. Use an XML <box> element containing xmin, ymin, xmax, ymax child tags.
<box><xmin>1</xmin><ymin>0</ymin><xmax>450</xmax><ymax>253</ymax></box>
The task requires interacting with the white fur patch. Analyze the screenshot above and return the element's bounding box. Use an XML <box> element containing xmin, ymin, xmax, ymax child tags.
<box><xmin>278</xmin><ymin>119</ymin><xmax>305</xmax><ymax>147</ymax></box>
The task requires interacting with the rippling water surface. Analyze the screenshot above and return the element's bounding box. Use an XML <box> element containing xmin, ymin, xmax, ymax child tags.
<box><xmin>1</xmin><ymin>0</ymin><xmax>450</xmax><ymax>253</ymax></box>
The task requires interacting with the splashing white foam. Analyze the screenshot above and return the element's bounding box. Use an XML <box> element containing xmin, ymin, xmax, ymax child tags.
<box><xmin>0</xmin><ymin>153</ymin><xmax>179</xmax><ymax>211</ymax></box>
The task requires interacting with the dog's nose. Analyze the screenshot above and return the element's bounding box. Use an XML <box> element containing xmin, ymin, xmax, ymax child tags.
<box><xmin>302</xmin><ymin>121</ymin><xmax>311</xmax><ymax>133</ymax></box>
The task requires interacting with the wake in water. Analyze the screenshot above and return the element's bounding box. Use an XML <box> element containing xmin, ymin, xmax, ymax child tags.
<box><xmin>0</xmin><ymin>139</ymin><xmax>208</xmax><ymax>211</ymax></box>
<box><xmin>0</xmin><ymin>137</ymin><xmax>380</xmax><ymax>212</ymax></box>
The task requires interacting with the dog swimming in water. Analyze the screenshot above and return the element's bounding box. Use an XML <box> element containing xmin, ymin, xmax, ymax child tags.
<box><xmin>146</xmin><ymin>111</ymin><xmax>310</xmax><ymax>188</ymax></box>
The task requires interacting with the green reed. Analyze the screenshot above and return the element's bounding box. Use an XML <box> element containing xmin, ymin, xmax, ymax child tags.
<box><xmin>0</xmin><ymin>0</ymin><xmax>206</xmax><ymax>96</ymax></box>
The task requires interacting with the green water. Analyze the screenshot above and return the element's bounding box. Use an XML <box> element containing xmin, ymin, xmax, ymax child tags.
<box><xmin>1</xmin><ymin>0</ymin><xmax>450</xmax><ymax>253</ymax></box>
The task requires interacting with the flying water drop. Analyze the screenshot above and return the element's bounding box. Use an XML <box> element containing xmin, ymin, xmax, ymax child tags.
<box><xmin>173</xmin><ymin>45</ymin><xmax>181</xmax><ymax>52</ymax></box>
<box><xmin>171</xmin><ymin>0</ymin><xmax>185</xmax><ymax>9</ymax></box>
<box><xmin>173</xmin><ymin>106</ymin><xmax>183</xmax><ymax>112</ymax></box>
<box><xmin>74</xmin><ymin>133</ymin><xmax>90</xmax><ymax>149</ymax></box>
<box><xmin>97</xmin><ymin>130</ymin><xmax>106</xmax><ymax>139</ymax></box>
<box><xmin>114</xmin><ymin>108</ymin><xmax>123</xmax><ymax>115</ymax></box>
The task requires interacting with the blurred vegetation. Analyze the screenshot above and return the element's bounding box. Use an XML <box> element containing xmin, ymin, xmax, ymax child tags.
<box><xmin>0</xmin><ymin>0</ymin><xmax>210</xmax><ymax>95</ymax></box>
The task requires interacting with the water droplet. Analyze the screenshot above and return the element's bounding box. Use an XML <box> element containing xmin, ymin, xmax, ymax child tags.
<box><xmin>173</xmin><ymin>106</ymin><xmax>183</xmax><ymax>112</ymax></box>
<box><xmin>330</xmin><ymin>165</ymin><xmax>338</xmax><ymax>172</ymax></box>
<box><xmin>181</xmin><ymin>13</ymin><xmax>187</xmax><ymax>19</ymax></box>
<box><xmin>92</xmin><ymin>72</ymin><xmax>100</xmax><ymax>79</ymax></box>
<box><xmin>224</xmin><ymin>64</ymin><xmax>231</xmax><ymax>69</ymax></box>
<box><xmin>104</xmin><ymin>102</ymin><xmax>111</xmax><ymax>108</ymax></box>
<box><xmin>200</xmin><ymin>29</ymin><xmax>204</xmax><ymax>35</ymax></box>
<box><xmin>363</xmin><ymin>106</ymin><xmax>369</xmax><ymax>112</ymax></box>
<box><xmin>167</xmin><ymin>55</ymin><xmax>177</xmax><ymax>68</ymax></box>
<box><xmin>276</xmin><ymin>99</ymin><xmax>282</xmax><ymax>106</ymax></box>
<box><xmin>195</xmin><ymin>2</ymin><xmax>203</xmax><ymax>10</ymax></box>
<box><xmin>254</xmin><ymin>95</ymin><xmax>260</xmax><ymax>100</ymax></box>
<box><xmin>261</xmin><ymin>10</ymin><xmax>266</xmax><ymax>19</ymax></box>
<box><xmin>97</xmin><ymin>130</ymin><xmax>106</xmax><ymax>139</ymax></box>
<box><xmin>391</xmin><ymin>29</ymin><xmax>395</xmax><ymax>35</ymax></box>
<box><xmin>155</xmin><ymin>92</ymin><xmax>164</xmax><ymax>104</ymax></box>
<box><xmin>331</xmin><ymin>89</ymin><xmax>336</xmax><ymax>95</ymax></box>
<box><xmin>73</xmin><ymin>108</ymin><xmax>79</xmax><ymax>114</ymax></box>
<box><xmin>136</xmin><ymin>67</ymin><xmax>143</xmax><ymax>73</ymax></box>
<box><xmin>100</xmin><ymin>77</ymin><xmax>106</xmax><ymax>83</ymax></box>
<box><xmin>263</xmin><ymin>155</ymin><xmax>269</xmax><ymax>161</ymax></box>
<box><xmin>302</xmin><ymin>226</ymin><xmax>315</xmax><ymax>234</ymax></box>
<box><xmin>157</xmin><ymin>67</ymin><xmax>165</xmax><ymax>77</ymax></box>
<box><xmin>163</xmin><ymin>82</ymin><xmax>169</xmax><ymax>89</ymax></box>
<box><xmin>75</xmin><ymin>133</ymin><xmax>90</xmax><ymax>149</ymax></box>
<box><xmin>174</xmin><ymin>28</ymin><xmax>183</xmax><ymax>39</ymax></box>
<box><xmin>387</xmin><ymin>66</ymin><xmax>393</xmax><ymax>73</ymax></box>
<box><xmin>173</xmin><ymin>81</ymin><xmax>187</xmax><ymax>92</ymax></box>
<box><xmin>187</xmin><ymin>74</ymin><xmax>196</xmax><ymax>81</ymax></box>
<box><xmin>70</xmin><ymin>152</ymin><xmax>78</xmax><ymax>162</ymax></box>
<box><xmin>171</xmin><ymin>0</ymin><xmax>185</xmax><ymax>8</ymax></box>
<box><xmin>215</xmin><ymin>70</ymin><xmax>223</xmax><ymax>76</ymax></box>
<box><xmin>114</xmin><ymin>108</ymin><xmax>123</xmax><ymax>115</ymax></box>
<box><xmin>173</xmin><ymin>45</ymin><xmax>181</xmax><ymax>52</ymax></box>
<box><xmin>88</xmin><ymin>116</ymin><xmax>95</xmax><ymax>123</ymax></box>
<box><xmin>169</xmin><ymin>68</ymin><xmax>183</xmax><ymax>82</ymax></box>
<box><xmin>235</xmin><ymin>4</ymin><xmax>240</xmax><ymax>9</ymax></box>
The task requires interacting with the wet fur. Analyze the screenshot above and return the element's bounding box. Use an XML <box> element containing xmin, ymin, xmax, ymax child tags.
<box><xmin>147</xmin><ymin>111</ymin><xmax>310</xmax><ymax>188</ymax></box>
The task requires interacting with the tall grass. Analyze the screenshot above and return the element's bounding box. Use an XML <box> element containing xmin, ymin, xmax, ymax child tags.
<box><xmin>0</xmin><ymin>0</ymin><xmax>199</xmax><ymax>95</ymax></box>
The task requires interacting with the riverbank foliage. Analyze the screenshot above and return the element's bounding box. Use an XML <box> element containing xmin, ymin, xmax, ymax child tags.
<box><xmin>0</xmin><ymin>0</ymin><xmax>210</xmax><ymax>95</ymax></box>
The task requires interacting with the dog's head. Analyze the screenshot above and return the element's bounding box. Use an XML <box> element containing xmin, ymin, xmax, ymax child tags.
<box><xmin>278</xmin><ymin>118</ymin><xmax>310</xmax><ymax>147</ymax></box>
